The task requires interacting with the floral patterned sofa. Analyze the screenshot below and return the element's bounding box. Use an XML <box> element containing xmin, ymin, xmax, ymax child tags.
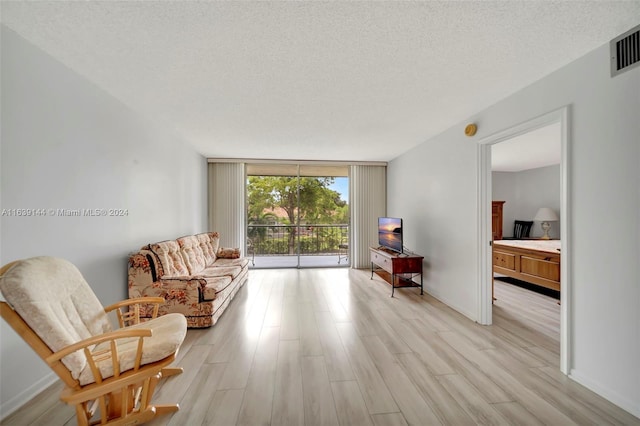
<box><xmin>128</xmin><ymin>232</ymin><xmax>249</xmax><ymax>328</ymax></box>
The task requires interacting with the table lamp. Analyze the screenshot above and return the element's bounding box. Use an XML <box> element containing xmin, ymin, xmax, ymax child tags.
<box><xmin>533</xmin><ymin>207</ymin><xmax>559</xmax><ymax>240</ymax></box>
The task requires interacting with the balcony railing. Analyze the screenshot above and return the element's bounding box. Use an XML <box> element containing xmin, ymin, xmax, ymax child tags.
<box><xmin>247</xmin><ymin>224</ymin><xmax>348</xmax><ymax>257</ymax></box>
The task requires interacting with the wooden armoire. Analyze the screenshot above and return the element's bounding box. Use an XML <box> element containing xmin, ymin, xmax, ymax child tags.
<box><xmin>492</xmin><ymin>201</ymin><xmax>505</xmax><ymax>240</ymax></box>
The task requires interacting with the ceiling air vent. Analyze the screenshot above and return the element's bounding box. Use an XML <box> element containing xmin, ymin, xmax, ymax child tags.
<box><xmin>610</xmin><ymin>24</ymin><xmax>640</xmax><ymax>77</ymax></box>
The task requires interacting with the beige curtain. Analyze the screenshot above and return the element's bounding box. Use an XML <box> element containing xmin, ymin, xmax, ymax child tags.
<box><xmin>208</xmin><ymin>162</ymin><xmax>245</xmax><ymax>250</ymax></box>
<box><xmin>350</xmin><ymin>165</ymin><xmax>386</xmax><ymax>268</ymax></box>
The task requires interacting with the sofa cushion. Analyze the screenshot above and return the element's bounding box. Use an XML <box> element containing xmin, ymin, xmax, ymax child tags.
<box><xmin>195</xmin><ymin>232</ymin><xmax>218</xmax><ymax>265</ymax></box>
<box><xmin>201</xmin><ymin>276</ymin><xmax>233</xmax><ymax>301</ymax></box>
<box><xmin>149</xmin><ymin>240</ymin><xmax>189</xmax><ymax>277</ymax></box>
<box><xmin>213</xmin><ymin>258</ymin><xmax>251</xmax><ymax>269</ymax></box>
<box><xmin>201</xmin><ymin>265</ymin><xmax>243</xmax><ymax>280</ymax></box>
<box><xmin>177</xmin><ymin>236</ymin><xmax>206</xmax><ymax>274</ymax></box>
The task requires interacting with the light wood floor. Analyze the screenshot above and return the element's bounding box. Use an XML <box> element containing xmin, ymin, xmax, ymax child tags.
<box><xmin>3</xmin><ymin>269</ymin><xmax>639</xmax><ymax>425</ymax></box>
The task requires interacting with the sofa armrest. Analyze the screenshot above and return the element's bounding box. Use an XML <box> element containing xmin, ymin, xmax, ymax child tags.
<box><xmin>158</xmin><ymin>276</ymin><xmax>209</xmax><ymax>303</ymax></box>
<box><xmin>160</xmin><ymin>275</ymin><xmax>200</xmax><ymax>281</ymax></box>
<box><xmin>158</xmin><ymin>276</ymin><xmax>206</xmax><ymax>290</ymax></box>
<box><xmin>128</xmin><ymin>252</ymin><xmax>160</xmax><ymax>292</ymax></box>
<box><xmin>128</xmin><ymin>276</ymin><xmax>206</xmax><ymax>309</ymax></box>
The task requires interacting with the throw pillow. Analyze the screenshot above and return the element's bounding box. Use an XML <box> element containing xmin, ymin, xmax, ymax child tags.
<box><xmin>217</xmin><ymin>247</ymin><xmax>240</xmax><ymax>259</ymax></box>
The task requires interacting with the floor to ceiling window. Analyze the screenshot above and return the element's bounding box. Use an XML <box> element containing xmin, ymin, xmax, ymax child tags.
<box><xmin>246</xmin><ymin>163</ymin><xmax>349</xmax><ymax>268</ymax></box>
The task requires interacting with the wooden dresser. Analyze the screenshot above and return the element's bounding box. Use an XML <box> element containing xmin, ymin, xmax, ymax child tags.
<box><xmin>492</xmin><ymin>201</ymin><xmax>505</xmax><ymax>240</ymax></box>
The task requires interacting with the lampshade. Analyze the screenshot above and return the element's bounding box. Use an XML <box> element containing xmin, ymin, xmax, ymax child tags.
<box><xmin>534</xmin><ymin>207</ymin><xmax>559</xmax><ymax>222</ymax></box>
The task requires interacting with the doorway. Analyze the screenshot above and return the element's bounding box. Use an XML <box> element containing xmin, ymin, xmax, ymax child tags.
<box><xmin>477</xmin><ymin>107</ymin><xmax>570</xmax><ymax>374</ymax></box>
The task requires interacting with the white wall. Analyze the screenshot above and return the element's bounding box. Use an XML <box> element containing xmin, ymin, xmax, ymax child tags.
<box><xmin>0</xmin><ymin>26</ymin><xmax>208</xmax><ymax>417</ymax></box>
<box><xmin>387</xmin><ymin>124</ymin><xmax>478</xmax><ymax>319</ymax></box>
<box><xmin>493</xmin><ymin>165</ymin><xmax>561</xmax><ymax>238</ymax></box>
<box><xmin>388</xmin><ymin>42</ymin><xmax>639</xmax><ymax>416</ymax></box>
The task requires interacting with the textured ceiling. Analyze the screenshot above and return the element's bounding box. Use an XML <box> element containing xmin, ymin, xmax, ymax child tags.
<box><xmin>1</xmin><ymin>1</ymin><xmax>639</xmax><ymax>162</ymax></box>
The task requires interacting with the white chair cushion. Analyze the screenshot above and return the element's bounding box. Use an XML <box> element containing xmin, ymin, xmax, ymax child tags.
<box><xmin>0</xmin><ymin>257</ymin><xmax>112</xmax><ymax>380</ymax></box>
<box><xmin>78</xmin><ymin>313</ymin><xmax>187</xmax><ymax>385</ymax></box>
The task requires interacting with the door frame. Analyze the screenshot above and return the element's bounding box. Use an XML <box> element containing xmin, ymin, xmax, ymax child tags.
<box><xmin>476</xmin><ymin>106</ymin><xmax>571</xmax><ymax>374</ymax></box>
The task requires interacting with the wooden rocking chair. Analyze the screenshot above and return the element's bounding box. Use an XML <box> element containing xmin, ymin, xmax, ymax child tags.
<box><xmin>0</xmin><ymin>257</ymin><xmax>187</xmax><ymax>425</ymax></box>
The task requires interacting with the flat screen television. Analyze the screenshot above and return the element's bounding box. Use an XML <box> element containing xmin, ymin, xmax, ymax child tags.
<box><xmin>378</xmin><ymin>217</ymin><xmax>403</xmax><ymax>253</ymax></box>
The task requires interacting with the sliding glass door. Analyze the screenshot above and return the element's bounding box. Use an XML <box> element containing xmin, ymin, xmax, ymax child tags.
<box><xmin>246</xmin><ymin>163</ymin><xmax>349</xmax><ymax>268</ymax></box>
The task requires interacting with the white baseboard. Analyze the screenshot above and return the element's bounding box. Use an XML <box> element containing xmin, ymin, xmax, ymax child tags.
<box><xmin>0</xmin><ymin>372</ymin><xmax>57</xmax><ymax>421</ymax></box>
<box><xmin>424</xmin><ymin>284</ymin><xmax>477</xmax><ymax>322</ymax></box>
<box><xmin>569</xmin><ymin>369</ymin><xmax>640</xmax><ymax>419</ymax></box>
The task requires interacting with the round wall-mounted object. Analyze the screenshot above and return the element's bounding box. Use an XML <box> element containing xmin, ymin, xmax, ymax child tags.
<box><xmin>465</xmin><ymin>123</ymin><xmax>477</xmax><ymax>137</ymax></box>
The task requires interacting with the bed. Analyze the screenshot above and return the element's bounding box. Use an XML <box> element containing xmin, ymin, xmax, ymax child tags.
<box><xmin>492</xmin><ymin>240</ymin><xmax>561</xmax><ymax>296</ymax></box>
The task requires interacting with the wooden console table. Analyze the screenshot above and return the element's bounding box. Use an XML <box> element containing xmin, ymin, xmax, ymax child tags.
<box><xmin>370</xmin><ymin>247</ymin><xmax>424</xmax><ymax>297</ymax></box>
